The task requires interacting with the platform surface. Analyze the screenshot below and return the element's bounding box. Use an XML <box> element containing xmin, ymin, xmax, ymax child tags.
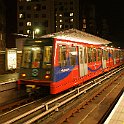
<box><xmin>104</xmin><ymin>92</ymin><xmax>124</xmax><ymax>124</ymax></box>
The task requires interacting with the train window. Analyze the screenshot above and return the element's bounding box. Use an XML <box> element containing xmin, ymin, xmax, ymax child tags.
<box><xmin>98</xmin><ymin>48</ymin><xmax>101</xmax><ymax>61</ymax></box>
<box><xmin>79</xmin><ymin>47</ymin><xmax>83</xmax><ymax>64</ymax></box>
<box><xmin>88</xmin><ymin>48</ymin><xmax>92</xmax><ymax>63</ymax></box>
<box><xmin>69</xmin><ymin>46</ymin><xmax>76</xmax><ymax>66</ymax></box>
<box><xmin>79</xmin><ymin>47</ymin><xmax>87</xmax><ymax>63</ymax></box>
<box><xmin>59</xmin><ymin>45</ymin><xmax>67</xmax><ymax>67</ymax></box>
<box><xmin>110</xmin><ymin>49</ymin><xmax>113</xmax><ymax>59</ymax></box>
<box><xmin>31</xmin><ymin>47</ymin><xmax>41</xmax><ymax>68</ymax></box>
<box><xmin>42</xmin><ymin>46</ymin><xmax>52</xmax><ymax>68</ymax></box>
<box><xmin>103</xmin><ymin>50</ymin><xmax>108</xmax><ymax>60</ymax></box>
<box><xmin>84</xmin><ymin>47</ymin><xmax>87</xmax><ymax>63</ymax></box>
<box><xmin>21</xmin><ymin>47</ymin><xmax>31</xmax><ymax>68</ymax></box>
<box><xmin>93</xmin><ymin>48</ymin><xmax>96</xmax><ymax>62</ymax></box>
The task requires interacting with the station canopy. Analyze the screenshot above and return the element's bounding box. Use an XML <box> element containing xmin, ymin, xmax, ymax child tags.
<box><xmin>41</xmin><ymin>29</ymin><xmax>111</xmax><ymax>45</ymax></box>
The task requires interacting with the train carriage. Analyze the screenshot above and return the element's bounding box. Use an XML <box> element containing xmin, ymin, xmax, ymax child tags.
<box><xmin>18</xmin><ymin>29</ymin><xmax>124</xmax><ymax>94</ymax></box>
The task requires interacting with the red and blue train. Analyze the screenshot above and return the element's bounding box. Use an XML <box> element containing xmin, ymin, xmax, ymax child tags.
<box><xmin>18</xmin><ymin>29</ymin><xmax>124</xmax><ymax>94</ymax></box>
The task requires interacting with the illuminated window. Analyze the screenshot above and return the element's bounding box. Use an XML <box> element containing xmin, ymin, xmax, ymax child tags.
<box><xmin>27</xmin><ymin>30</ymin><xmax>31</xmax><ymax>34</ymax></box>
<box><xmin>69</xmin><ymin>46</ymin><xmax>76</xmax><ymax>66</ymax></box>
<box><xmin>27</xmin><ymin>22</ymin><xmax>31</xmax><ymax>26</ymax></box>
<box><xmin>26</xmin><ymin>0</ymin><xmax>31</xmax><ymax>1</ymax></box>
<box><xmin>70</xmin><ymin>13</ymin><xmax>73</xmax><ymax>16</ymax></box>
<box><xmin>59</xmin><ymin>45</ymin><xmax>67</xmax><ymax>66</ymax></box>
<box><xmin>42</xmin><ymin>46</ymin><xmax>52</xmax><ymax>69</ymax></box>
<box><xmin>60</xmin><ymin>20</ymin><xmax>62</xmax><ymax>22</ymax></box>
<box><xmin>60</xmin><ymin>25</ymin><xmax>62</xmax><ymax>28</ymax></box>
<box><xmin>59</xmin><ymin>14</ymin><xmax>62</xmax><ymax>17</ymax></box>
<box><xmin>83</xmin><ymin>19</ymin><xmax>86</xmax><ymax>23</ymax></box>
<box><xmin>0</xmin><ymin>33</ymin><xmax>2</xmax><ymax>40</ymax></box>
<box><xmin>83</xmin><ymin>24</ymin><xmax>86</xmax><ymax>28</ymax></box>
<box><xmin>19</xmin><ymin>14</ymin><xmax>23</xmax><ymax>18</ymax></box>
<box><xmin>70</xmin><ymin>19</ymin><xmax>73</xmax><ymax>22</ymax></box>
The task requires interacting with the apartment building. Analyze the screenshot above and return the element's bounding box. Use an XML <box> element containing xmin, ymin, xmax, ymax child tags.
<box><xmin>0</xmin><ymin>0</ymin><xmax>6</xmax><ymax>51</ymax></box>
<box><xmin>17</xmin><ymin>0</ymin><xmax>79</xmax><ymax>37</ymax></box>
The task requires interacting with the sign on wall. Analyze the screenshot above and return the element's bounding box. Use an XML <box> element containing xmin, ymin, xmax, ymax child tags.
<box><xmin>6</xmin><ymin>48</ymin><xmax>17</xmax><ymax>70</ymax></box>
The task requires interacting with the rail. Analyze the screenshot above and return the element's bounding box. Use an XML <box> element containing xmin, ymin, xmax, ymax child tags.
<box><xmin>2</xmin><ymin>65</ymin><xmax>124</xmax><ymax>124</ymax></box>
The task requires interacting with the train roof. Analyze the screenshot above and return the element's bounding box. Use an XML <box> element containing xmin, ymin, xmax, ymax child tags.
<box><xmin>41</xmin><ymin>29</ymin><xmax>111</xmax><ymax>45</ymax></box>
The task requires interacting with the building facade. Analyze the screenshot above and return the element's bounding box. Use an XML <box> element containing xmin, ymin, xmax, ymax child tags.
<box><xmin>17</xmin><ymin>0</ymin><xmax>79</xmax><ymax>37</ymax></box>
<box><xmin>0</xmin><ymin>0</ymin><xmax>6</xmax><ymax>51</ymax></box>
<box><xmin>0</xmin><ymin>0</ymin><xmax>6</xmax><ymax>74</ymax></box>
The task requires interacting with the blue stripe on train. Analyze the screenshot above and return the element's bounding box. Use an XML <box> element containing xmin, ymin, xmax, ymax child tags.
<box><xmin>88</xmin><ymin>65</ymin><xmax>102</xmax><ymax>72</ymax></box>
<box><xmin>53</xmin><ymin>65</ymin><xmax>74</xmax><ymax>82</ymax></box>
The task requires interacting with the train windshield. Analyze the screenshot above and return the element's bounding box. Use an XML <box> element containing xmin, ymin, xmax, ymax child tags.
<box><xmin>21</xmin><ymin>46</ymin><xmax>52</xmax><ymax>69</ymax></box>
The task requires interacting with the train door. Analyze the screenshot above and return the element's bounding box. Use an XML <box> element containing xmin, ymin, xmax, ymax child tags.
<box><xmin>78</xmin><ymin>47</ymin><xmax>88</xmax><ymax>77</ymax></box>
<box><xmin>102</xmin><ymin>49</ymin><xmax>107</xmax><ymax>69</ymax></box>
<box><xmin>69</xmin><ymin>45</ymin><xmax>78</xmax><ymax>80</ymax></box>
<box><xmin>113</xmin><ymin>50</ymin><xmax>116</xmax><ymax>65</ymax></box>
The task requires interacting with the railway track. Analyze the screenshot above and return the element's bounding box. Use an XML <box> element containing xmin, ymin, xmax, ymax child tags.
<box><xmin>0</xmin><ymin>65</ymin><xmax>124</xmax><ymax>124</ymax></box>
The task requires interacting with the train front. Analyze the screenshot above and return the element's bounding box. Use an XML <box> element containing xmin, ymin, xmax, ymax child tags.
<box><xmin>18</xmin><ymin>38</ymin><xmax>53</xmax><ymax>94</ymax></box>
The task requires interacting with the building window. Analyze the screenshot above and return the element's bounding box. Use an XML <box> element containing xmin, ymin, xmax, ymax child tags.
<box><xmin>70</xmin><ymin>19</ymin><xmax>73</xmax><ymax>22</ymax></box>
<box><xmin>34</xmin><ymin>14</ymin><xmax>39</xmax><ymax>18</ymax></box>
<box><xmin>42</xmin><ymin>6</ymin><xmax>46</xmax><ymax>10</ymax></box>
<box><xmin>19</xmin><ymin>14</ymin><xmax>24</xmax><ymax>18</ymax></box>
<box><xmin>60</xmin><ymin>19</ymin><xmax>62</xmax><ymax>22</ymax></box>
<box><xmin>27</xmin><ymin>6</ymin><xmax>31</xmax><ymax>10</ymax></box>
<box><xmin>70</xmin><ymin>13</ymin><xmax>73</xmax><ymax>16</ymax></box>
<box><xmin>19</xmin><ymin>6</ymin><xmax>23</xmax><ymax>10</ymax></box>
<box><xmin>34</xmin><ymin>22</ymin><xmax>39</xmax><ymax>26</ymax></box>
<box><xmin>27</xmin><ymin>29</ymin><xmax>31</xmax><ymax>34</ymax></box>
<box><xmin>83</xmin><ymin>24</ymin><xmax>86</xmax><ymax>29</ymax></box>
<box><xmin>42</xmin><ymin>20</ymin><xmax>48</xmax><ymax>27</ymax></box>
<box><xmin>19</xmin><ymin>0</ymin><xmax>24</xmax><ymax>2</ymax></box>
<box><xmin>70</xmin><ymin>1</ymin><xmax>73</xmax><ymax>4</ymax></box>
<box><xmin>27</xmin><ymin>14</ymin><xmax>31</xmax><ymax>18</ymax></box>
<box><xmin>59</xmin><ymin>14</ymin><xmax>62</xmax><ymax>17</ymax></box>
<box><xmin>60</xmin><ymin>25</ymin><xmax>62</xmax><ymax>28</ymax></box>
<box><xmin>70</xmin><ymin>25</ymin><xmax>73</xmax><ymax>28</ymax></box>
<box><xmin>34</xmin><ymin>4</ymin><xmax>41</xmax><ymax>11</ymax></box>
<box><xmin>19</xmin><ymin>22</ymin><xmax>23</xmax><ymax>26</ymax></box>
<box><xmin>83</xmin><ymin>19</ymin><xmax>86</xmax><ymax>23</ymax></box>
<box><xmin>42</xmin><ymin>14</ymin><xmax>46</xmax><ymax>18</ymax></box>
<box><xmin>65</xmin><ymin>25</ymin><xmax>68</xmax><ymax>28</ymax></box>
<box><xmin>27</xmin><ymin>22</ymin><xmax>31</xmax><ymax>26</ymax></box>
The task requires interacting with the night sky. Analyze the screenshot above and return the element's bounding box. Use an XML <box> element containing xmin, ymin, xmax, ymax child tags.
<box><xmin>4</xmin><ymin>0</ymin><xmax>124</xmax><ymax>48</ymax></box>
<box><xmin>96</xmin><ymin>0</ymin><xmax>124</xmax><ymax>47</ymax></box>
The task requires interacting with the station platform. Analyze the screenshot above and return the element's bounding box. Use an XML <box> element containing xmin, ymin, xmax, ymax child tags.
<box><xmin>104</xmin><ymin>91</ymin><xmax>124</xmax><ymax>124</ymax></box>
<box><xmin>0</xmin><ymin>73</ymin><xmax>18</xmax><ymax>83</ymax></box>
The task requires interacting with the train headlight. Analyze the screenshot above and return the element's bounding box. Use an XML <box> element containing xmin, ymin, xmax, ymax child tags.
<box><xmin>45</xmin><ymin>74</ymin><xmax>50</xmax><ymax>79</ymax></box>
<box><xmin>21</xmin><ymin>73</ymin><xmax>26</xmax><ymax>77</ymax></box>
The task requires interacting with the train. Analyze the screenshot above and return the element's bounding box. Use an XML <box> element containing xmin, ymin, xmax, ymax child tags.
<box><xmin>17</xmin><ymin>29</ymin><xmax>124</xmax><ymax>94</ymax></box>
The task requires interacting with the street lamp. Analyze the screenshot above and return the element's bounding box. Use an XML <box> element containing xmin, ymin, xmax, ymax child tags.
<box><xmin>33</xmin><ymin>28</ymin><xmax>40</xmax><ymax>39</ymax></box>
